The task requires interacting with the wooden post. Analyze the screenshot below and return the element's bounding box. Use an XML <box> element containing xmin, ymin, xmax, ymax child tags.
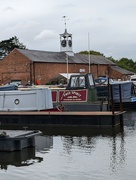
<box><xmin>110</xmin><ymin>84</ymin><xmax>115</xmax><ymax>115</ymax></box>
<box><xmin>112</xmin><ymin>116</ymin><xmax>115</xmax><ymax>126</ymax></box>
<box><xmin>119</xmin><ymin>84</ymin><xmax>123</xmax><ymax>112</ymax></box>
<box><xmin>120</xmin><ymin>114</ymin><xmax>124</xmax><ymax>126</ymax></box>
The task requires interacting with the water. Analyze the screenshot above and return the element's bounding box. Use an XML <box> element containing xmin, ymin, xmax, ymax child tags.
<box><xmin>0</xmin><ymin>111</ymin><xmax>136</xmax><ymax>180</ymax></box>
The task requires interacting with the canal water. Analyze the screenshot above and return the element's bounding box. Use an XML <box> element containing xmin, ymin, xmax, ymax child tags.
<box><xmin>0</xmin><ymin>111</ymin><xmax>136</xmax><ymax>180</ymax></box>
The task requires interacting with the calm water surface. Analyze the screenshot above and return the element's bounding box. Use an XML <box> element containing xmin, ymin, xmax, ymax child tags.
<box><xmin>0</xmin><ymin>111</ymin><xmax>136</xmax><ymax>180</ymax></box>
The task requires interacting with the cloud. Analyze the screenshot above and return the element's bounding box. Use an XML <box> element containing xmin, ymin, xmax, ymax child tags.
<box><xmin>4</xmin><ymin>6</ymin><xmax>14</xmax><ymax>11</ymax></box>
<box><xmin>34</xmin><ymin>30</ymin><xmax>57</xmax><ymax>41</ymax></box>
<box><xmin>0</xmin><ymin>0</ymin><xmax>136</xmax><ymax>60</ymax></box>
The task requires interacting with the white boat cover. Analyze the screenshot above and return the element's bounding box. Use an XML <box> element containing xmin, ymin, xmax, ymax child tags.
<box><xmin>0</xmin><ymin>88</ymin><xmax>53</xmax><ymax>111</ymax></box>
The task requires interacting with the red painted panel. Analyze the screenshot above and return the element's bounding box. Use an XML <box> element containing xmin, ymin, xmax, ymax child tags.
<box><xmin>52</xmin><ymin>91</ymin><xmax>57</xmax><ymax>102</ymax></box>
<box><xmin>59</xmin><ymin>89</ymin><xmax>87</xmax><ymax>102</ymax></box>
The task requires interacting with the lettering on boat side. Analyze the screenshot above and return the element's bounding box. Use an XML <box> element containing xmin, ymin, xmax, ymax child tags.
<box><xmin>71</xmin><ymin>91</ymin><xmax>81</xmax><ymax>97</ymax></box>
<box><xmin>63</xmin><ymin>91</ymin><xmax>81</xmax><ymax>98</ymax></box>
<box><xmin>63</xmin><ymin>91</ymin><xmax>71</xmax><ymax>97</ymax></box>
<box><xmin>59</xmin><ymin>90</ymin><xmax>87</xmax><ymax>102</ymax></box>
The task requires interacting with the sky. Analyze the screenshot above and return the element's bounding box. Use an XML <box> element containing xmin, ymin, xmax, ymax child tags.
<box><xmin>0</xmin><ymin>0</ymin><xmax>136</xmax><ymax>60</ymax></box>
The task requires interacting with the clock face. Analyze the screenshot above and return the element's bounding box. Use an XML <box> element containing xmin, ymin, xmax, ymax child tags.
<box><xmin>68</xmin><ymin>40</ymin><xmax>72</xmax><ymax>47</ymax></box>
<box><xmin>61</xmin><ymin>40</ymin><xmax>66</xmax><ymax>47</ymax></box>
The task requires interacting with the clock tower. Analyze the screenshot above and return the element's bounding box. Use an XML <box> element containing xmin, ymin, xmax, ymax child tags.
<box><xmin>60</xmin><ymin>16</ymin><xmax>74</xmax><ymax>56</ymax></box>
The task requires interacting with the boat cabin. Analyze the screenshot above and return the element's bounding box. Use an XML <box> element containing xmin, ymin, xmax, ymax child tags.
<box><xmin>66</xmin><ymin>73</ymin><xmax>95</xmax><ymax>90</ymax></box>
<box><xmin>51</xmin><ymin>73</ymin><xmax>98</xmax><ymax>107</ymax></box>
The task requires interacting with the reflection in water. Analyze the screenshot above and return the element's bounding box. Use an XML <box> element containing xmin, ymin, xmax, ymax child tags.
<box><xmin>58</xmin><ymin>126</ymin><xmax>126</xmax><ymax>172</ymax></box>
<box><xmin>0</xmin><ymin>115</ymin><xmax>133</xmax><ymax>176</ymax></box>
<box><xmin>0</xmin><ymin>124</ymin><xmax>124</xmax><ymax>137</ymax></box>
<box><xmin>1</xmin><ymin>125</ymin><xmax>125</xmax><ymax>172</ymax></box>
<box><xmin>1</xmin><ymin>112</ymin><xmax>136</xmax><ymax>179</ymax></box>
<box><xmin>62</xmin><ymin>136</ymin><xmax>95</xmax><ymax>155</ymax></box>
<box><xmin>0</xmin><ymin>147</ymin><xmax>43</xmax><ymax>170</ymax></box>
<box><xmin>109</xmin><ymin>111</ymin><xmax>136</xmax><ymax>172</ymax></box>
<box><xmin>33</xmin><ymin>124</ymin><xmax>126</xmax><ymax>171</ymax></box>
<box><xmin>110</xmin><ymin>130</ymin><xmax>126</xmax><ymax>172</ymax></box>
<box><xmin>123</xmin><ymin>111</ymin><xmax>136</xmax><ymax>128</ymax></box>
<box><xmin>35</xmin><ymin>135</ymin><xmax>53</xmax><ymax>153</ymax></box>
<box><xmin>0</xmin><ymin>135</ymin><xmax>53</xmax><ymax>170</ymax></box>
<box><xmin>110</xmin><ymin>129</ymin><xmax>126</xmax><ymax>172</ymax></box>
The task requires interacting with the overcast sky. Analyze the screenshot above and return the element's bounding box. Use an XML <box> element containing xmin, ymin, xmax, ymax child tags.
<box><xmin>0</xmin><ymin>0</ymin><xmax>136</xmax><ymax>60</ymax></box>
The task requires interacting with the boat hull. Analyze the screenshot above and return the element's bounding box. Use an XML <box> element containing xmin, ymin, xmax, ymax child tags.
<box><xmin>0</xmin><ymin>88</ymin><xmax>53</xmax><ymax>111</ymax></box>
<box><xmin>51</xmin><ymin>88</ymin><xmax>109</xmax><ymax>111</ymax></box>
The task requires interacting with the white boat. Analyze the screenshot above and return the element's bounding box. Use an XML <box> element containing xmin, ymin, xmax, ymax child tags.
<box><xmin>0</xmin><ymin>84</ymin><xmax>18</xmax><ymax>91</ymax></box>
<box><xmin>130</xmin><ymin>75</ymin><xmax>136</xmax><ymax>85</ymax></box>
<box><xmin>0</xmin><ymin>87</ymin><xmax>53</xmax><ymax>111</ymax></box>
<box><xmin>50</xmin><ymin>73</ymin><xmax>108</xmax><ymax>111</ymax></box>
<box><xmin>25</xmin><ymin>73</ymin><xmax>135</xmax><ymax>111</ymax></box>
<box><xmin>50</xmin><ymin>74</ymin><xmax>135</xmax><ymax>111</ymax></box>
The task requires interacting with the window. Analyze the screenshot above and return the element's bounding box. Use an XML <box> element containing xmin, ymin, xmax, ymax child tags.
<box><xmin>70</xmin><ymin>76</ymin><xmax>85</xmax><ymax>88</ymax></box>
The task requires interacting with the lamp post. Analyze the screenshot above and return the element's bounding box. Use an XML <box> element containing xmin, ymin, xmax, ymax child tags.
<box><xmin>66</xmin><ymin>53</ymin><xmax>69</xmax><ymax>84</ymax></box>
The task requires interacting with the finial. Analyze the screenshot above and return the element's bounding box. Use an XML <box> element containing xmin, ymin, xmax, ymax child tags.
<box><xmin>62</xmin><ymin>16</ymin><xmax>69</xmax><ymax>29</ymax></box>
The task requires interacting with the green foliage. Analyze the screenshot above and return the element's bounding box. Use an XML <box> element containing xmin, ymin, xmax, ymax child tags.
<box><xmin>78</xmin><ymin>50</ymin><xmax>104</xmax><ymax>56</ymax></box>
<box><xmin>107</xmin><ymin>57</ymin><xmax>136</xmax><ymax>73</ymax></box>
<box><xmin>116</xmin><ymin>58</ymin><xmax>136</xmax><ymax>73</ymax></box>
<box><xmin>0</xmin><ymin>36</ymin><xmax>26</xmax><ymax>59</ymax></box>
<box><xmin>79</xmin><ymin>50</ymin><xmax>136</xmax><ymax>73</ymax></box>
<box><xmin>106</xmin><ymin>56</ymin><xmax>116</xmax><ymax>63</ymax></box>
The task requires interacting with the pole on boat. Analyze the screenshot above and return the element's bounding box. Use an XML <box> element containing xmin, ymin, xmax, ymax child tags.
<box><xmin>88</xmin><ymin>33</ymin><xmax>91</xmax><ymax>73</ymax></box>
<box><xmin>62</xmin><ymin>16</ymin><xmax>69</xmax><ymax>85</ymax></box>
<box><xmin>66</xmin><ymin>53</ymin><xmax>69</xmax><ymax>85</ymax></box>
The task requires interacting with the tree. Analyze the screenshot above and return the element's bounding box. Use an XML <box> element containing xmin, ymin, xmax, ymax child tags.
<box><xmin>78</xmin><ymin>50</ymin><xmax>104</xmax><ymax>56</ymax></box>
<box><xmin>107</xmin><ymin>56</ymin><xmax>116</xmax><ymax>63</ymax></box>
<box><xmin>116</xmin><ymin>57</ymin><xmax>136</xmax><ymax>73</ymax></box>
<box><xmin>79</xmin><ymin>50</ymin><xmax>136</xmax><ymax>73</ymax></box>
<box><xmin>0</xmin><ymin>36</ymin><xmax>26</xmax><ymax>59</ymax></box>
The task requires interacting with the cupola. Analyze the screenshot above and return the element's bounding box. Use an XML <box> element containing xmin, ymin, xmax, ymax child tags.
<box><xmin>60</xmin><ymin>16</ymin><xmax>74</xmax><ymax>56</ymax></box>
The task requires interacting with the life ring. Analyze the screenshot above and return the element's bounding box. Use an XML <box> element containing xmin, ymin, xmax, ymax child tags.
<box><xmin>14</xmin><ymin>99</ymin><xmax>20</xmax><ymax>105</ymax></box>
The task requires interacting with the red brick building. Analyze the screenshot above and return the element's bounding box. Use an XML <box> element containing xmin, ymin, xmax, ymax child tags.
<box><xmin>0</xmin><ymin>48</ymin><xmax>134</xmax><ymax>85</ymax></box>
<box><xmin>0</xmin><ymin>28</ymin><xmax>134</xmax><ymax>85</ymax></box>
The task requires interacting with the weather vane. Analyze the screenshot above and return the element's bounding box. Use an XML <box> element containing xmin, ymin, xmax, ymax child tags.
<box><xmin>62</xmin><ymin>16</ymin><xmax>69</xmax><ymax>29</ymax></box>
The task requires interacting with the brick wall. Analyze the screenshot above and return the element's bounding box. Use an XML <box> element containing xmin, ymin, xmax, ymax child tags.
<box><xmin>33</xmin><ymin>63</ymin><xmax>111</xmax><ymax>84</ymax></box>
<box><xmin>0</xmin><ymin>48</ymin><xmax>125</xmax><ymax>85</ymax></box>
<box><xmin>0</xmin><ymin>49</ymin><xmax>31</xmax><ymax>85</ymax></box>
<box><xmin>110</xmin><ymin>68</ymin><xmax>126</xmax><ymax>80</ymax></box>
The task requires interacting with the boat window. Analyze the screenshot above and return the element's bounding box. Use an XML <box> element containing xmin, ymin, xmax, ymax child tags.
<box><xmin>70</xmin><ymin>76</ymin><xmax>85</xmax><ymax>88</ymax></box>
<box><xmin>79</xmin><ymin>76</ymin><xmax>85</xmax><ymax>87</ymax></box>
<box><xmin>70</xmin><ymin>77</ymin><xmax>78</xmax><ymax>87</ymax></box>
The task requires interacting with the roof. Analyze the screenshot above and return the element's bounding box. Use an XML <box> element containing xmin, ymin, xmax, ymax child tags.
<box><xmin>47</xmin><ymin>73</ymin><xmax>81</xmax><ymax>85</ymax></box>
<box><xmin>111</xmin><ymin>66</ymin><xmax>134</xmax><ymax>75</ymax></box>
<box><xmin>17</xmin><ymin>48</ymin><xmax>115</xmax><ymax>65</ymax></box>
<box><xmin>60</xmin><ymin>29</ymin><xmax>72</xmax><ymax>36</ymax></box>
